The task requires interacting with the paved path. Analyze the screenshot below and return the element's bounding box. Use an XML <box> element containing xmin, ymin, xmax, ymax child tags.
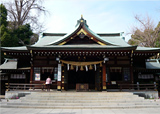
<box><xmin>1</xmin><ymin>107</ymin><xmax>160</xmax><ymax>114</ymax></box>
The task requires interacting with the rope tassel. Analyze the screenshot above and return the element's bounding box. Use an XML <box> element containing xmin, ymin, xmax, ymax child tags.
<box><xmin>71</xmin><ymin>65</ymin><xmax>74</xmax><ymax>70</ymax></box>
<box><xmin>100</xmin><ymin>63</ymin><xmax>102</xmax><ymax>67</ymax></box>
<box><xmin>89</xmin><ymin>65</ymin><xmax>93</xmax><ymax>70</ymax></box>
<box><xmin>80</xmin><ymin>66</ymin><xmax>84</xmax><ymax>71</ymax></box>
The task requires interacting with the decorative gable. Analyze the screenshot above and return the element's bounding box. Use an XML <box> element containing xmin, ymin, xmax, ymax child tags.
<box><xmin>57</xmin><ymin>17</ymin><xmax>107</xmax><ymax>46</ymax></box>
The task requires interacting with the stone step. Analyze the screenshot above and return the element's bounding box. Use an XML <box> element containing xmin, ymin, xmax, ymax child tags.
<box><xmin>6</xmin><ymin>102</ymin><xmax>160</xmax><ymax>106</ymax></box>
<box><xmin>1</xmin><ymin>104</ymin><xmax>160</xmax><ymax>109</ymax></box>
<box><xmin>30</xmin><ymin>92</ymin><xmax>134</xmax><ymax>96</ymax></box>
<box><xmin>21</xmin><ymin>97</ymin><xmax>144</xmax><ymax>100</ymax></box>
<box><xmin>23</xmin><ymin>96</ymin><xmax>141</xmax><ymax>100</ymax></box>
<box><xmin>20</xmin><ymin>99</ymin><xmax>152</xmax><ymax>103</ymax></box>
<box><xmin>2</xmin><ymin>92</ymin><xmax>160</xmax><ymax>109</ymax></box>
<box><xmin>23</xmin><ymin>94</ymin><xmax>141</xmax><ymax>98</ymax></box>
<box><xmin>30</xmin><ymin>92</ymin><xmax>134</xmax><ymax>94</ymax></box>
<box><xmin>25</xmin><ymin>94</ymin><xmax>139</xmax><ymax>97</ymax></box>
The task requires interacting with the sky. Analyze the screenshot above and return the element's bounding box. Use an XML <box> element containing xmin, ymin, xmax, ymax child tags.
<box><xmin>1</xmin><ymin>0</ymin><xmax>160</xmax><ymax>42</ymax></box>
<box><xmin>40</xmin><ymin>0</ymin><xmax>160</xmax><ymax>42</ymax></box>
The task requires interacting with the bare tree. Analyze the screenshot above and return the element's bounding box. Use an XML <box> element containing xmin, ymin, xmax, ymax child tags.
<box><xmin>128</xmin><ymin>14</ymin><xmax>160</xmax><ymax>47</ymax></box>
<box><xmin>5</xmin><ymin>0</ymin><xmax>47</xmax><ymax>33</ymax></box>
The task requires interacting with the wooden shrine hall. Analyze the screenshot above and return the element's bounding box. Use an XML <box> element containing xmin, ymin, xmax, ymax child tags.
<box><xmin>1</xmin><ymin>16</ymin><xmax>160</xmax><ymax>92</ymax></box>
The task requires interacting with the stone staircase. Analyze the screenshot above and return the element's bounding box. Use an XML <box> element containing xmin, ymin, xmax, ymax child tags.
<box><xmin>1</xmin><ymin>92</ymin><xmax>160</xmax><ymax>109</ymax></box>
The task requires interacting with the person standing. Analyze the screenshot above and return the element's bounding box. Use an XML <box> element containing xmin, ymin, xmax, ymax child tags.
<box><xmin>46</xmin><ymin>76</ymin><xmax>52</xmax><ymax>91</ymax></box>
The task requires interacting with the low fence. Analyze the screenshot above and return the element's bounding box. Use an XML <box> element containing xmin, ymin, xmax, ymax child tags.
<box><xmin>5</xmin><ymin>83</ymin><xmax>159</xmax><ymax>91</ymax></box>
<box><xmin>118</xmin><ymin>83</ymin><xmax>158</xmax><ymax>91</ymax></box>
<box><xmin>5</xmin><ymin>83</ymin><xmax>45</xmax><ymax>91</ymax></box>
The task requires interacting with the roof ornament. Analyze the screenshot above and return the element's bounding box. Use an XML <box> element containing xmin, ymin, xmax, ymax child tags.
<box><xmin>75</xmin><ymin>15</ymin><xmax>88</xmax><ymax>27</ymax></box>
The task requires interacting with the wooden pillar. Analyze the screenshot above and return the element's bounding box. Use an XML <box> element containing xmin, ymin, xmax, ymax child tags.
<box><xmin>57</xmin><ymin>81</ymin><xmax>61</xmax><ymax>91</ymax></box>
<box><xmin>130</xmin><ymin>50</ymin><xmax>134</xmax><ymax>84</ymax></box>
<box><xmin>61</xmin><ymin>66</ymin><xmax>64</xmax><ymax>91</ymax></box>
<box><xmin>30</xmin><ymin>50</ymin><xmax>33</xmax><ymax>84</ymax></box>
<box><xmin>130</xmin><ymin>66</ymin><xmax>134</xmax><ymax>84</ymax></box>
<box><xmin>102</xmin><ymin>63</ymin><xmax>107</xmax><ymax>91</ymax></box>
<box><xmin>30</xmin><ymin>66</ymin><xmax>33</xmax><ymax>84</ymax></box>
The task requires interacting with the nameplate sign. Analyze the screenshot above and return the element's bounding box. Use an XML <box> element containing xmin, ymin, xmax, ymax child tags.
<box><xmin>57</xmin><ymin>64</ymin><xmax>61</xmax><ymax>81</ymax></box>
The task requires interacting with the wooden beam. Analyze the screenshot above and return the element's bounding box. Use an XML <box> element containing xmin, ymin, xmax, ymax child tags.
<box><xmin>102</xmin><ymin>63</ymin><xmax>107</xmax><ymax>91</ymax></box>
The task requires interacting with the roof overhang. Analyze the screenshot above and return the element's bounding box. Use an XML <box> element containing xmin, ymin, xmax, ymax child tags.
<box><xmin>135</xmin><ymin>47</ymin><xmax>160</xmax><ymax>52</ymax></box>
<box><xmin>146</xmin><ymin>62</ymin><xmax>160</xmax><ymax>69</ymax></box>
<box><xmin>27</xmin><ymin>45</ymin><xmax>137</xmax><ymax>51</ymax></box>
<box><xmin>0</xmin><ymin>59</ymin><xmax>17</xmax><ymax>69</ymax></box>
<box><xmin>1</xmin><ymin>46</ymin><xmax>29</xmax><ymax>52</ymax></box>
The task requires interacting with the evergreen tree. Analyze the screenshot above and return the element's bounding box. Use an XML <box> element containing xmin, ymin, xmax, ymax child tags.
<box><xmin>0</xmin><ymin>4</ymin><xmax>8</xmax><ymax>27</ymax></box>
<box><xmin>14</xmin><ymin>24</ymin><xmax>33</xmax><ymax>45</ymax></box>
<box><xmin>0</xmin><ymin>4</ymin><xmax>33</xmax><ymax>47</ymax></box>
<box><xmin>1</xmin><ymin>32</ymin><xmax>18</xmax><ymax>47</ymax></box>
<box><xmin>0</xmin><ymin>4</ymin><xmax>18</xmax><ymax>47</ymax></box>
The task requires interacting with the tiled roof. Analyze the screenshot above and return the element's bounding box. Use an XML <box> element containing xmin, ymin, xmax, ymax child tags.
<box><xmin>28</xmin><ymin>44</ymin><xmax>137</xmax><ymax>50</ymax></box>
<box><xmin>1</xmin><ymin>46</ymin><xmax>27</xmax><ymax>51</ymax></box>
<box><xmin>0</xmin><ymin>59</ymin><xmax>17</xmax><ymax>69</ymax></box>
<box><xmin>146</xmin><ymin>62</ymin><xmax>160</xmax><ymax>69</ymax></box>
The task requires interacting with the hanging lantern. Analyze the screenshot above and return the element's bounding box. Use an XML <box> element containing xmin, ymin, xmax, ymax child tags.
<box><xmin>89</xmin><ymin>65</ymin><xmax>93</xmax><ymax>70</ymax></box>
<box><xmin>71</xmin><ymin>65</ymin><xmax>74</xmax><ymax>70</ymax></box>
<box><xmin>100</xmin><ymin>63</ymin><xmax>102</xmax><ymax>67</ymax></box>
<box><xmin>80</xmin><ymin>66</ymin><xmax>84</xmax><ymax>71</ymax></box>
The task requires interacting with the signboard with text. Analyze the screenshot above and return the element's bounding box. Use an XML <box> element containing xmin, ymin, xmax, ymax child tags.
<box><xmin>57</xmin><ymin>64</ymin><xmax>61</xmax><ymax>81</ymax></box>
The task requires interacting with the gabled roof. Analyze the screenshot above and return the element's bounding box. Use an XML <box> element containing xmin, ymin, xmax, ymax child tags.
<box><xmin>32</xmin><ymin>16</ymin><xmax>129</xmax><ymax>47</ymax></box>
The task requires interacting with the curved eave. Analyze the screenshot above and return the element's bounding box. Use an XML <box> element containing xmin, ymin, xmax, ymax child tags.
<box><xmin>48</xmin><ymin>23</ymin><xmax>82</xmax><ymax>45</ymax></box>
<box><xmin>83</xmin><ymin>24</ymin><xmax>117</xmax><ymax>46</ymax></box>
<box><xmin>146</xmin><ymin>62</ymin><xmax>160</xmax><ymax>69</ymax></box>
<box><xmin>27</xmin><ymin>45</ymin><xmax>137</xmax><ymax>51</ymax></box>
<box><xmin>1</xmin><ymin>46</ymin><xmax>29</xmax><ymax>52</ymax></box>
<box><xmin>135</xmin><ymin>47</ymin><xmax>160</xmax><ymax>52</ymax></box>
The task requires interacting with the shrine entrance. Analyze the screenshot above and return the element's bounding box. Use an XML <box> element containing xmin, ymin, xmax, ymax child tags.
<box><xmin>60</xmin><ymin>60</ymin><xmax>104</xmax><ymax>91</ymax></box>
<box><xmin>68</xmin><ymin>70</ymin><xmax>95</xmax><ymax>90</ymax></box>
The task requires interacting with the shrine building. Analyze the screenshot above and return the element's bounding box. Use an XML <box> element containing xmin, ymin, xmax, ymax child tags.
<box><xmin>1</xmin><ymin>16</ymin><xmax>160</xmax><ymax>93</ymax></box>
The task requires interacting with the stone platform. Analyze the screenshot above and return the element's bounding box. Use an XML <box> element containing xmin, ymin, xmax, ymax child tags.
<box><xmin>1</xmin><ymin>91</ymin><xmax>160</xmax><ymax>109</ymax></box>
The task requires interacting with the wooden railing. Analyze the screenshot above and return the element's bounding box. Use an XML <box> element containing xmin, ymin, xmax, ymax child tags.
<box><xmin>118</xmin><ymin>83</ymin><xmax>158</xmax><ymax>91</ymax></box>
<box><xmin>5</xmin><ymin>83</ymin><xmax>159</xmax><ymax>92</ymax></box>
<box><xmin>5</xmin><ymin>83</ymin><xmax>45</xmax><ymax>91</ymax></box>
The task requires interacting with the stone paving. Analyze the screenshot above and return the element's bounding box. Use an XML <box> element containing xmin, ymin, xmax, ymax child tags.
<box><xmin>1</xmin><ymin>107</ymin><xmax>160</xmax><ymax>114</ymax></box>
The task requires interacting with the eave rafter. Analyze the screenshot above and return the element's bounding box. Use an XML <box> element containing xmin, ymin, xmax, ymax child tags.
<box><xmin>32</xmin><ymin>50</ymin><xmax>132</xmax><ymax>57</ymax></box>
